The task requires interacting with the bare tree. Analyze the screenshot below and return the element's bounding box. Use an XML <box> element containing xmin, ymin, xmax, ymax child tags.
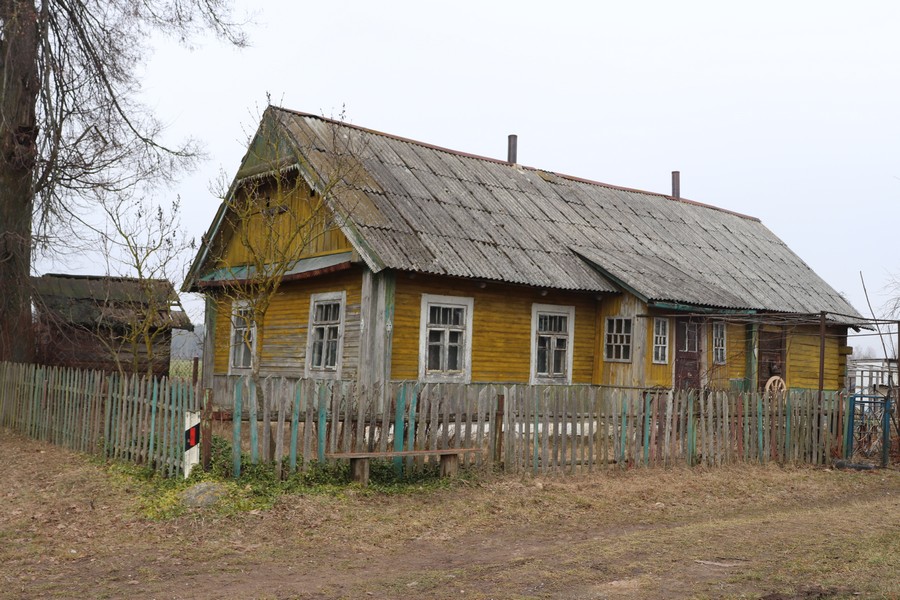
<box><xmin>0</xmin><ymin>0</ymin><xmax>245</xmax><ymax>362</ymax></box>
<box><xmin>94</xmin><ymin>192</ymin><xmax>194</xmax><ymax>377</ymax></box>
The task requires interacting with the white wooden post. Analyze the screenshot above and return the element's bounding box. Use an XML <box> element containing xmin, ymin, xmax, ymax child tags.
<box><xmin>184</xmin><ymin>410</ymin><xmax>201</xmax><ymax>479</ymax></box>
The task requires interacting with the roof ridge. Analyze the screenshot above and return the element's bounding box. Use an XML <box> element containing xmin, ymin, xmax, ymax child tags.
<box><xmin>271</xmin><ymin>105</ymin><xmax>760</xmax><ymax>223</ymax></box>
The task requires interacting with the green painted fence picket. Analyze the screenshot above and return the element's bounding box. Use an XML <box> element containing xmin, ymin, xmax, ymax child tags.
<box><xmin>0</xmin><ymin>362</ymin><xmax>200</xmax><ymax>477</ymax></box>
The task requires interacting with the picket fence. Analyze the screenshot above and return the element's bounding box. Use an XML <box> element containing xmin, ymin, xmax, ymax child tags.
<box><xmin>214</xmin><ymin>376</ymin><xmax>850</xmax><ymax>477</ymax></box>
<box><xmin>0</xmin><ymin>361</ymin><xmax>858</xmax><ymax>479</ymax></box>
<box><xmin>0</xmin><ymin>362</ymin><xmax>200</xmax><ymax>477</ymax></box>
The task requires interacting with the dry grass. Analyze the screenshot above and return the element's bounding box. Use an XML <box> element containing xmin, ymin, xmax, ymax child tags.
<box><xmin>1</xmin><ymin>428</ymin><xmax>898</xmax><ymax>599</ymax></box>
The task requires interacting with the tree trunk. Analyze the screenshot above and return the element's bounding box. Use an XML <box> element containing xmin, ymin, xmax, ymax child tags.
<box><xmin>0</xmin><ymin>0</ymin><xmax>39</xmax><ymax>362</ymax></box>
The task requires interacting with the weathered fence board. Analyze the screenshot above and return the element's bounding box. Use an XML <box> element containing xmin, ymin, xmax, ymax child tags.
<box><xmin>5</xmin><ymin>363</ymin><xmax>889</xmax><ymax>480</ymax></box>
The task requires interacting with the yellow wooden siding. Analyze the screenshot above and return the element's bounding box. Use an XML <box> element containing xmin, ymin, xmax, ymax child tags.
<box><xmin>785</xmin><ymin>325</ymin><xmax>845</xmax><ymax>390</ymax></box>
<box><xmin>212</xmin><ymin>294</ymin><xmax>231</xmax><ymax>375</ymax></box>
<box><xmin>645</xmin><ymin>314</ymin><xmax>673</xmax><ymax>388</ymax></box>
<box><xmin>595</xmin><ymin>294</ymin><xmax>651</xmax><ymax>388</ymax></box>
<box><xmin>216</xmin><ymin>178</ymin><xmax>352</xmax><ymax>269</ymax></box>
<box><xmin>706</xmin><ymin>322</ymin><xmax>748</xmax><ymax>390</ymax></box>
<box><xmin>211</xmin><ymin>267</ymin><xmax>363</xmax><ymax>377</ymax></box>
<box><xmin>391</xmin><ymin>276</ymin><xmax>597</xmax><ymax>383</ymax></box>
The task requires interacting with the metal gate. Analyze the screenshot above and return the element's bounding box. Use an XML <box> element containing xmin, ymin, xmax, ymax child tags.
<box><xmin>846</xmin><ymin>393</ymin><xmax>895</xmax><ymax>467</ymax></box>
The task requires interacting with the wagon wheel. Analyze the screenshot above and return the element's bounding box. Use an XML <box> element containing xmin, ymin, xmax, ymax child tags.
<box><xmin>765</xmin><ymin>375</ymin><xmax>787</xmax><ymax>399</ymax></box>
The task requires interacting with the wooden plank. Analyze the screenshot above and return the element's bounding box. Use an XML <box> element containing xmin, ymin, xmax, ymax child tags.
<box><xmin>262</xmin><ymin>378</ymin><xmax>271</xmax><ymax>464</ymax></box>
<box><xmin>354</xmin><ymin>382</ymin><xmax>367</xmax><ymax>454</ymax></box>
<box><xmin>462</xmin><ymin>384</ymin><xmax>473</xmax><ymax>465</ymax></box>
<box><xmin>289</xmin><ymin>380</ymin><xmax>301</xmax><ymax>472</ymax></box>
<box><xmin>303</xmin><ymin>379</ymin><xmax>314</xmax><ymax>466</ymax></box>
<box><xmin>318</xmin><ymin>382</ymin><xmax>329</xmax><ymax>462</ymax></box>
<box><xmin>440</xmin><ymin>385</ymin><xmax>450</xmax><ymax>451</ymax></box>
<box><xmin>469</xmin><ymin>385</ymin><xmax>479</xmax><ymax>468</ymax></box>
<box><xmin>275</xmin><ymin>378</ymin><xmax>287</xmax><ymax>477</ymax></box>
<box><xmin>329</xmin><ymin>381</ymin><xmax>340</xmax><ymax>457</ymax></box>
<box><xmin>249</xmin><ymin>378</ymin><xmax>259</xmax><ymax>464</ymax></box>
<box><xmin>686</xmin><ymin>390</ymin><xmax>695</xmax><ymax>467</ymax></box>
<box><xmin>507</xmin><ymin>385</ymin><xmax>516</xmax><ymax>475</ymax></box>
<box><xmin>541</xmin><ymin>387</ymin><xmax>550</xmax><ymax>474</ymax></box>
<box><xmin>413</xmin><ymin>384</ymin><xmax>428</xmax><ymax>467</ymax></box>
<box><xmin>642</xmin><ymin>391</ymin><xmax>651</xmax><ymax>467</ymax></box>
<box><xmin>232</xmin><ymin>378</ymin><xmax>243</xmax><ymax>477</ymax></box>
<box><xmin>379</xmin><ymin>382</ymin><xmax>391</xmax><ymax>454</ymax></box>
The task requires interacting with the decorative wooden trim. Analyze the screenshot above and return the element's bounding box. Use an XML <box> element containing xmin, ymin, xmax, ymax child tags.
<box><xmin>418</xmin><ymin>293</ymin><xmax>474</xmax><ymax>384</ymax></box>
<box><xmin>529</xmin><ymin>303</ymin><xmax>575</xmax><ymax>385</ymax></box>
<box><xmin>304</xmin><ymin>291</ymin><xmax>346</xmax><ymax>379</ymax></box>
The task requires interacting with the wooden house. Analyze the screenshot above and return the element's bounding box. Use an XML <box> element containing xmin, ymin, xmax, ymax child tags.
<box><xmin>185</xmin><ymin>107</ymin><xmax>862</xmax><ymax>395</ymax></box>
<box><xmin>32</xmin><ymin>274</ymin><xmax>193</xmax><ymax>376</ymax></box>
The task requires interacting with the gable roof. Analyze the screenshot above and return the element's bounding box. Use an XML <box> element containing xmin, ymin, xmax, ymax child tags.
<box><xmin>33</xmin><ymin>274</ymin><xmax>192</xmax><ymax>331</ymax></box>
<box><xmin>191</xmin><ymin>106</ymin><xmax>861</xmax><ymax>320</ymax></box>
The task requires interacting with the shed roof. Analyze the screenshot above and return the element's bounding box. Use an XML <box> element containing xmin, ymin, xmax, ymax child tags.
<box><xmin>33</xmin><ymin>274</ymin><xmax>192</xmax><ymax>330</ymax></box>
<box><xmin>195</xmin><ymin>107</ymin><xmax>862</xmax><ymax>320</ymax></box>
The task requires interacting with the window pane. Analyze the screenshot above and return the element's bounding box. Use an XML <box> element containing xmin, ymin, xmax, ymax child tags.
<box><xmin>537</xmin><ymin>336</ymin><xmax>549</xmax><ymax>374</ymax></box>
<box><xmin>447</xmin><ymin>344</ymin><xmax>460</xmax><ymax>371</ymax></box>
<box><xmin>325</xmin><ymin>338</ymin><xmax>337</xmax><ymax>368</ymax></box>
<box><xmin>428</xmin><ymin>329</ymin><xmax>443</xmax><ymax>343</ymax></box>
<box><xmin>553</xmin><ymin>343</ymin><xmax>566</xmax><ymax>375</ymax></box>
<box><xmin>427</xmin><ymin>343</ymin><xmax>442</xmax><ymax>370</ymax></box>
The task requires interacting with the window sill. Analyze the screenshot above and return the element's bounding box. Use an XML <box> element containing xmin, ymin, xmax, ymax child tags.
<box><xmin>531</xmin><ymin>377</ymin><xmax>572</xmax><ymax>385</ymax></box>
<box><xmin>422</xmin><ymin>372</ymin><xmax>470</xmax><ymax>384</ymax></box>
<box><xmin>306</xmin><ymin>368</ymin><xmax>341</xmax><ymax>380</ymax></box>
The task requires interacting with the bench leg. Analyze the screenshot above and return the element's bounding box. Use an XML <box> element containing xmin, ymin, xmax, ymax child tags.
<box><xmin>350</xmin><ymin>457</ymin><xmax>370</xmax><ymax>486</ymax></box>
<box><xmin>439</xmin><ymin>453</ymin><xmax>460</xmax><ymax>478</ymax></box>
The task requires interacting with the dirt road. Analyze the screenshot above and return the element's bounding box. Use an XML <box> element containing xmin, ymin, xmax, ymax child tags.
<box><xmin>1</xmin><ymin>429</ymin><xmax>897</xmax><ymax>599</ymax></box>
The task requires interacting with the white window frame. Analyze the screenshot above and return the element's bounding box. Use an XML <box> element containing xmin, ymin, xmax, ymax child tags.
<box><xmin>229</xmin><ymin>300</ymin><xmax>256</xmax><ymax>374</ymax></box>
<box><xmin>682</xmin><ymin>321</ymin><xmax>699</xmax><ymax>353</ymax></box>
<box><xmin>605</xmin><ymin>317</ymin><xmax>633</xmax><ymax>363</ymax></box>
<box><xmin>652</xmin><ymin>317</ymin><xmax>669</xmax><ymax>365</ymax></box>
<box><xmin>712</xmin><ymin>321</ymin><xmax>727</xmax><ymax>365</ymax></box>
<box><xmin>418</xmin><ymin>294</ymin><xmax>474</xmax><ymax>383</ymax></box>
<box><xmin>530</xmin><ymin>304</ymin><xmax>575</xmax><ymax>384</ymax></box>
<box><xmin>304</xmin><ymin>291</ymin><xmax>346</xmax><ymax>379</ymax></box>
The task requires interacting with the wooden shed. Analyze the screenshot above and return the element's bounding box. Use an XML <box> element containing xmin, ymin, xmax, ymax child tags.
<box><xmin>32</xmin><ymin>274</ymin><xmax>192</xmax><ymax>376</ymax></box>
<box><xmin>185</xmin><ymin>107</ymin><xmax>863</xmax><ymax>394</ymax></box>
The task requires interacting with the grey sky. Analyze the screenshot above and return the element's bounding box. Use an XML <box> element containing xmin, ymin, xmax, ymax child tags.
<box><xmin>46</xmin><ymin>1</ymin><xmax>900</xmax><ymax>354</ymax></box>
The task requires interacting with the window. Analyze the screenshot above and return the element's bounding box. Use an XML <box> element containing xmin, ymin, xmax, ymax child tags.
<box><xmin>712</xmin><ymin>321</ymin><xmax>727</xmax><ymax>365</ymax></box>
<box><xmin>605</xmin><ymin>317</ymin><xmax>632</xmax><ymax>362</ymax></box>
<box><xmin>653</xmin><ymin>317</ymin><xmax>669</xmax><ymax>364</ymax></box>
<box><xmin>419</xmin><ymin>294</ymin><xmax>474</xmax><ymax>382</ymax></box>
<box><xmin>230</xmin><ymin>301</ymin><xmax>255</xmax><ymax>372</ymax></box>
<box><xmin>531</xmin><ymin>304</ymin><xmax>575</xmax><ymax>383</ymax></box>
<box><xmin>305</xmin><ymin>292</ymin><xmax>345</xmax><ymax>378</ymax></box>
<box><xmin>682</xmin><ymin>321</ymin><xmax>699</xmax><ymax>353</ymax></box>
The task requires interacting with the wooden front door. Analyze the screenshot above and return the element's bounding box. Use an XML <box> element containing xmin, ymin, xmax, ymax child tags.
<box><xmin>675</xmin><ymin>318</ymin><xmax>701</xmax><ymax>390</ymax></box>
<box><xmin>758</xmin><ymin>326</ymin><xmax>785</xmax><ymax>390</ymax></box>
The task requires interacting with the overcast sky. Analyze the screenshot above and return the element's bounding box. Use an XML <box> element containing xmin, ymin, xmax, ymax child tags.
<box><xmin>43</xmin><ymin>1</ymin><xmax>900</xmax><ymax>355</ymax></box>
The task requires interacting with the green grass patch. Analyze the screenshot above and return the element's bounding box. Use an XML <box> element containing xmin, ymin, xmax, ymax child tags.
<box><xmin>103</xmin><ymin>435</ymin><xmax>471</xmax><ymax>519</ymax></box>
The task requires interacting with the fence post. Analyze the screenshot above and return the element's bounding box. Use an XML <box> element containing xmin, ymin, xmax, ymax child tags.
<box><xmin>882</xmin><ymin>395</ymin><xmax>891</xmax><ymax>468</ymax></box>
<box><xmin>232</xmin><ymin>379</ymin><xmax>243</xmax><ymax>478</ymax></box>
<box><xmin>201</xmin><ymin>387</ymin><xmax>212</xmax><ymax>471</ymax></box>
<box><xmin>493</xmin><ymin>394</ymin><xmax>504</xmax><ymax>469</ymax></box>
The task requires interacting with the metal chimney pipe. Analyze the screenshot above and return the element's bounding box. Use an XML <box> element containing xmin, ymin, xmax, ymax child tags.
<box><xmin>672</xmin><ymin>171</ymin><xmax>681</xmax><ymax>199</ymax></box>
<box><xmin>508</xmin><ymin>134</ymin><xmax>518</xmax><ymax>164</ymax></box>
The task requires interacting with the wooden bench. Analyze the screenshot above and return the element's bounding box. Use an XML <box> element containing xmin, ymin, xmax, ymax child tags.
<box><xmin>325</xmin><ymin>449</ymin><xmax>478</xmax><ymax>486</ymax></box>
